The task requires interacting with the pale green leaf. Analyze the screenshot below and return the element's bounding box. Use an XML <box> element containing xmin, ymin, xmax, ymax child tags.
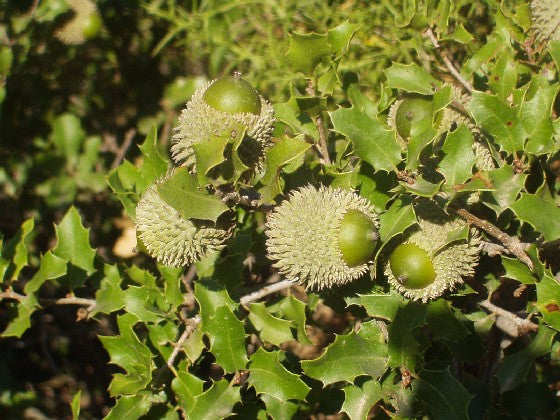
<box><xmin>346</xmin><ymin>293</ymin><xmax>403</xmax><ymax>321</ymax></box>
<box><xmin>1</xmin><ymin>295</ymin><xmax>38</xmax><ymax>337</ymax></box>
<box><xmin>285</xmin><ymin>32</ymin><xmax>330</xmax><ymax>75</ymax></box>
<box><xmin>91</xmin><ymin>264</ymin><xmax>126</xmax><ymax>316</ymax></box>
<box><xmin>384</xmin><ymin>63</ymin><xmax>438</xmax><ymax>95</ymax></box>
<box><xmin>171</xmin><ymin>371</ymin><xmax>205</xmax><ymax>410</ymax></box>
<box><xmin>123</xmin><ymin>286</ymin><xmax>165</xmax><ymax>324</ymax></box>
<box><xmin>481</xmin><ymin>165</ymin><xmax>526</xmax><ymax>215</ymax></box>
<box><xmin>71</xmin><ymin>390</ymin><xmax>81</xmax><ymax>420</ymax></box>
<box><xmin>327</xmin><ymin>21</ymin><xmax>358</xmax><ymax>59</ymax></box>
<box><xmin>501</xmin><ymin>256</ymin><xmax>536</xmax><ymax>284</ymax></box>
<box><xmin>51</xmin><ymin>113</ymin><xmax>85</xmax><ymax>168</ymax></box>
<box><xmin>23</xmin><ymin>251</ymin><xmax>67</xmax><ymax>295</ymax></box>
<box><xmin>536</xmin><ymin>274</ymin><xmax>560</xmax><ymax>331</ymax></box>
<box><xmin>1</xmin><ymin>218</ymin><xmax>34</xmax><ymax>282</ymax></box>
<box><xmin>104</xmin><ymin>394</ymin><xmax>152</xmax><ymax>420</ymax></box>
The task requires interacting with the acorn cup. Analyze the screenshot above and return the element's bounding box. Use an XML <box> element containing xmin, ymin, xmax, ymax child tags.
<box><xmin>55</xmin><ymin>0</ymin><xmax>103</xmax><ymax>45</ymax></box>
<box><xmin>531</xmin><ymin>0</ymin><xmax>560</xmax><ymax>45</ymax></box>
<box><xmin>384</xmin><ymin>202</ymin><xmax>481</xmax><ymax>302</ymax></box>
<box><xmin>171</xmin><ymin>74</ymin><xmax>275</xmax><ymax>178</ymax></box>
<box><xmin>135</xmin><ymin>171</ymin><xmax>232</xmax><ymax>267</ymax></box>
<box><xmin>265</xmin><ymin>185</ymin><xmax>379</xmax><ymax>290</ymax></box>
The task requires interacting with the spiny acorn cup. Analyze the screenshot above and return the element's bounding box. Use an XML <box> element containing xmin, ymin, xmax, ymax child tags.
<box><xmin>384</xmin><ymin>209</ymin><xmax>481</xmax><ymax>302</ymax></box>
<box><xmin>171</xmin><ymin>74</ymin><xmax>274</xmax><ymax>173</ymax></box>
<box><xmin>135</xmin><ymin>175</ymin><xmax>232</xmax><ymax>267</ymax></box>
<box><xmin>531</xmin><ymin>0</ymin><xmax>560</xmax><ymax>45</ymax></box>
<box><xmin>266</xmin><ymin>185</ymin><xmax>379</xmax><ymax>290</ymax></box>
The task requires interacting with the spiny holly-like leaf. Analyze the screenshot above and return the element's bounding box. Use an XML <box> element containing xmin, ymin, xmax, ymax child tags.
<box><xmin>379</xmin><ymin>197</ymin><xmax>416</xmax><ymax>243</ymax></box>
<box><xmin>260</xmin><ymin>394</ymin><xmax>299</xmax><ymax>420</ymax></box>
<box><xmin>1</xmin><ymin>218</ymin><xmax>34</xmax><ymax>282</ymax></box>
<box><xmin>400</xmin><ymin>176</ymin><xmax>443</xmax><ymax>197</ymax></box>
<box><xmin>1</xmin><ymin>295</ymin><xmax>38</xmax><ymax>337</ymax></box>
<box><xmin>188</xmin><ymin>379</ymin><xmax>241</xmax><ymax>420</ymax></box>
<box><xmin>413</xmin><ymin>369</ymin><xmax>472</xmax><ymax>420</ymax></box>
<box><xmin>285</xmin><ymin>32</ymin><xmax>330</xmax><ymax>75</ymax></box>
<box><xmin>248</xmin><ymin>348</ymin><xmax>310</xmax><ymax>402</ymax></box>
<box><xmin>501</xmin><ymin>256</ymin><xmax>537</xmax><ymax>284</ymax></box>
<box><xmin>327</xmin><ymin>21</ymin><xmax>359</xmax><ymax>59</ymax></box>
<box><xmin>426</xmin><ymin>300</ymin><xmax>469</xmax><ymax>342</ymax></box>
<box><xmin>204</xmin><ymin>305</ymin><xmax>248</xmax><ymax>372</ymax></box>
<box><xmin>536</xmin><ymin>274</ymin><xmax>560</xmax><ymax>331</ymax></box>
<box><xmin>104</xmin><ymin>394</ymin><xmax>152</xmax><ymax>420</ymax></box>
<box><xmin>510</xmin><ymin>193</ymin><xmax>560</xmax><ymax>242</ymax></box>
<box><xmin>330</xmin><ymin>106</ymin><xmax>401</xmax><ymax>172</ymax></box>
<box><xmin>439</xmin><ymin>125</ymin><xmax>475</xmax><ymax>191</ymax></box>
<box><xmin>520</xmin><ymin>76</ymin><xmax>559</xmax><ymax>155</ymax></box>
<box><xmin>406</xmin><ymin>118</ymin><xmax>438</xmax><ymax>170</ymax></box>
<box><xmin>276</xmin><ymin>296</ymin><xmax>311</xmax><ymax>344</ymax></box>
<box><xmin>123</xmin><ymin>286</ymin><xmax>166</xmax><ymax>324</ymax></box>
<box><xmin>481</xmin><ymin>165</ymin><xmax>526</xmax><ymax>215</ymax></box>
<box><xmin>358</xmin><ymin>166</ymin><xmax>395</xmax><ymax>212</ymax></box>
<box><xmin>156</xmin><ymin>167</ymin><xmax>229</xmax><ymax>222</ymax></box>
<box><xmin>52</xmin><ymin>206</ymin><xmax>96</xmax><ymax>285</ymax></box>
<box><xmin>91</xmin><ymin>264</ymin><xmax>126</xmax><ymax>316</ymax></box>
<box><xmin>388</xmin><ymin>302</ymin><xmax>427</xmax><ymax>370</ymax></box>
<box><xmin>248</xmin><ymin>303</ymin><xmax>294</xmax><ymax>346</ymax></box>
<box><xmin>98</xmin><ymin>313</ymin><xmax>153</xmax><ymax>396</ymax></box>
<box><xmin>137</xmin><ymin>125</ymin><xmax>169</xmax><ymax>181</ymax></box>
<box><xmin>463</xmin><ymin>40</ymin><xmax>502</xmax><ymax>76</ymax></box>
<box><xmin>194</xmin><ymin>278</ymin><xmax>237</xmax><ymax>317</ymax></box>
<box><xmin>341</xmin><ymin>379</ymin><xmax>383</xmax><ymax>420</ymax></box>
<box><xmin>301</xmin><ymin>321</ymin><xmax>387</xmax><ymax>384</ymax></box>
<box><xmin>468</xmin><ymin>91</ymin><xmax>525</xmax><ymax>154</ymax></box>
<box><xmin>384</xmin><ymin>63</ymin><xmax>438</xmax><ymax>95</ymax></box>
<box><xmin>159</xmin><ymin>265</ymin><xmax>184</xmax><ymax>307</ymax></box>
<box><xmin>147</xmin><ymin>321</ymin><xmax>177</xmax><ymax>359</ymax></box>
<box><xmin>22</xmin><ymin>251</ymin><xmax>67</xmax><ymax>295</ymax></box>
<box><xmin>346</xmin><ymin>293</ymin><xmax>403</xmax><ymax>321</ymax></box>
<box><xmin>273</xmin><ymin>101</ymin><xmax>318</xmax><ymax>140</ymax></box>
<box><xmin>171</xmin><ymin>371</ymin><xmax>205</xmax><ymax>411</ymax></box>
<box><xmin>488</xmin><ymin>51</ymin><xmax>517</xmax><ymax>99</ymax></box>
<box><xmin>259</xmin><ymin>135</ymin><xmax>312</xmax><ymax>203</ymax></box>
<box><xmin>496</xmin><ymin>326</ymin><xmax>556</xmax><ymax>391</ymax></box>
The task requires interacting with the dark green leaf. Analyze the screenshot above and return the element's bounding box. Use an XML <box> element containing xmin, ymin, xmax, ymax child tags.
<box><xmin>388</xmin><ymin>302</ymin><xmax>427</xmax><ymax>369</ymax></box>
<box><xmin>501</xmin><ymin>256</ymin><xmax>536</xmax><ymax>284</ymax></box>
<box><xmin>137</xmin><ymin>125</ymin><xmax>169</xmax><ymax>183</ymax></box>
<box><xmin>384</xmin><ymin>63</ymin><xmax>438</xmax><ymax>95</ymax></box>
<box><xmin>1</xmin><ymin>218</ymin><xmax>34</xmax><ymax>282</ymax></box>
<box><xmin>346</xmin><ymin>293</ymin><xmax>403</xmax><ymax>321</ymax></box>
<box><xmin>399</xmin><ymin>176</ymin><xmax>442</xmax><ymax>197</ymax></box>
<box><xmin>510</xmin><ymin>193</ymin><xmax>560</xmax><ymax>242</ymax></box>
<box><xmin>23</xmin><ymin>251</ymin><xmax>67</xmax><ymax>295</ymax></box>
<box><xmin>426</xmin><ymin>300</ymin><xmax>469</xmax><ymax>342</ymax></box>
<box><xmin>330</xmin><ymin>107</ymin><xmax>401</xmax><ymax>172</ymax></box>
<box><xmin>1</xmin><ymin>295</ymin><xmax>38</xmax><ymax>337</ymax></box>
<box><xmin>260</xmin><ymin>394</ymin><xmax>299</xmax><ymax>420</ymax></box>
<box><xmin>501</xmin><ymin>382</ymin><xmax>559</xmax><ymax>417</ymax></box>
<box><xmin>248</xmin><ymin>348</ymin><xmax>310</xmax><ymax>401</ymax></box>
<box><xmin>379</xmin><ymin>197</ymin><xmax>416</xmax><ymax>243</ymax></box>
<box><xmin>123</xmin><ymin>286</ymin><xmax>165</xmax><ymax>323</ymax></box>
<box><xmin>91</xmin><ymin>264</ymin><xmax>125</xmax><ymax>316</ymax></box>
<box><xmin>496</xmin><ymin>326</ymin><xmax>556</xmax><ymax>391</ymax></box>
<box><xmin>104</xmin><ymin>394</ymin><xmax>152</xmax><ymax>420</ymax></box>
<box><xmin>481</xmin><ymin>165</ymin><xmax>526</xmax><ymax>215</ymax></box>
<box><xmin>414</xmin><ymin>369</ymin><xmax>472</xmax><ymax>420</ymax></box>
<box><xmin>468</xmin><ymin>91</ymin><xmax>524</xmax><ymax>154</ymax></box>
<box><xmin>302</xmin><ymin>321</ymin><xmax>387</xmax><ymax>384</ymax></box>
<box><xmin>188</xmin><ymin>380</ymin><xmax>241</xmax><ymax>420</ymax></box>
<box><xmin>156</xmin><ymin>168</ymin><xmax>229</xmax><ymax>222</ymax></box>
<box><xmin>52</xmin><ymin>206</ymin><xmax>96</xmax><ymax>275</ymax></box>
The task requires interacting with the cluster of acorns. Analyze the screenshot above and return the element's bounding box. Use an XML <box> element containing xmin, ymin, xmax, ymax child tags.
<box><xmin>135</xmin><ymin>74</ymin><xmax>482</xmax><ymax>302</ymax></box>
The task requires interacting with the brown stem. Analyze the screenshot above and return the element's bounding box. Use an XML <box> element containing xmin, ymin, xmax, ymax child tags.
<box><xmin>425</xmin><ymin>28</ymin><xmax>474</xmax><ymax>94</ymax></box>
<box><xmin>455</xmin><ymin>208</ymin><xmax>533</xmax><ymax>270</ymax></box>
<box><xmin>477</xmin><ymin>299</ymin><xmax>538</xmax><ymax>335</ymax></box>
<box><xmin>111</xmin><ymin>128</ymin><xmax>136</xmax><ymax>169</ymax></box>
<box><xmin>166</xmin><ymin>315</ymin><xmax>201</xmax><ymax>370</ymax></box>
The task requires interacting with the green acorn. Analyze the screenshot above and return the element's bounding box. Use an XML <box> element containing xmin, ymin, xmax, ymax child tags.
<box><xmin>266</xmin><ymin>185</ymin><xmax>379</xmax><ymax>290</ymax></box>
<box><xmin>55</xmin><ymin>0</ymin><xmax>102</xmax><ymax>45</ymax></box>
<box><xmin>531</xmin><ymin>0</ymin><xmax>560</xmax><ymax>44</ymax></box>
<box><xmin>385</xmin><ymin>202</ymin><xmax>481</xmax><ymax>302</ymax></box>
<box><xmin>135</xmin><ymin>174</ymin><xmax>232</xmax><ymax>267</ymax></box>
<box><xmin>171</xmin><ymin>74</ymin><xmax>274</xmax><ymax>173</ymax></box>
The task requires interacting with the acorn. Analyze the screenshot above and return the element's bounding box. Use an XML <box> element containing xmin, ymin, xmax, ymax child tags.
<box><xmin>55</xmin><ymin>0</ymin><xmax>102</xmax><ymax>45</ymax></box>
<box><xmin>385</xmin><ymin>202</ymin><xmax>481</xmax><ymax>302</ymax></box>
<box><xmin>266</xmin><ymin>185</ymin><xmax>379</xmax><ymax>290</ymax></box>
<box><xmin>135</xmin><ymin>174</ymin><xmax>232</xmax><ymax>267</ymax></box>
<box><xmin>171</xmin><ymin>73</ymin><xmax>274</xmax><ymax>174</ymax></box>
<box><xmin>531</xmin><ymin>0</ymin><xmax>560</xmax><ymax>45</ymax></box>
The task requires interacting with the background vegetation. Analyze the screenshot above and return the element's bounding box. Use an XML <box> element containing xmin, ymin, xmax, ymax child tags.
<box><xmin>1</xmin><ymin>0</ymin><xmax>559</xmax><ymax>418</ymax></box>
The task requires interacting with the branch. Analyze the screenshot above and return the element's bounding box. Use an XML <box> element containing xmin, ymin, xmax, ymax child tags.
<box><xmin>111</xmin><ymin>128</ymin><xmax>136</xmax><ymax>169</ymax></box>
<box><xmin>306</xmin><ymin>80</ymin><xmax>331</xmax><ymax>165</ymax></box>
<box><xmin>477</xmin><ymin>299</ymin><xmax>538</xmax><ymax>335</ymax></box>
<box><xmin>425</xmin><ymin>27</ymin><xmax>473</xmax><ymax>94</ymax></box>
<box><xmin>0</xmin><ymin>290</ymin><xmax>97</xmax><ymax>311</ymax></box>
<box><xmin>240</xmin><ymin>278</ymin><xmax>295</xmax><ymax>307</ymax></box>
<box><xmin>166</xmin><ymin>315</ymin><xmax>201</xmax><ymax>370</ymax></box>
<box><xmin>455</xmin><ymin>208</ymin><xmax>533</xmax><ymax>270</ymax></box>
